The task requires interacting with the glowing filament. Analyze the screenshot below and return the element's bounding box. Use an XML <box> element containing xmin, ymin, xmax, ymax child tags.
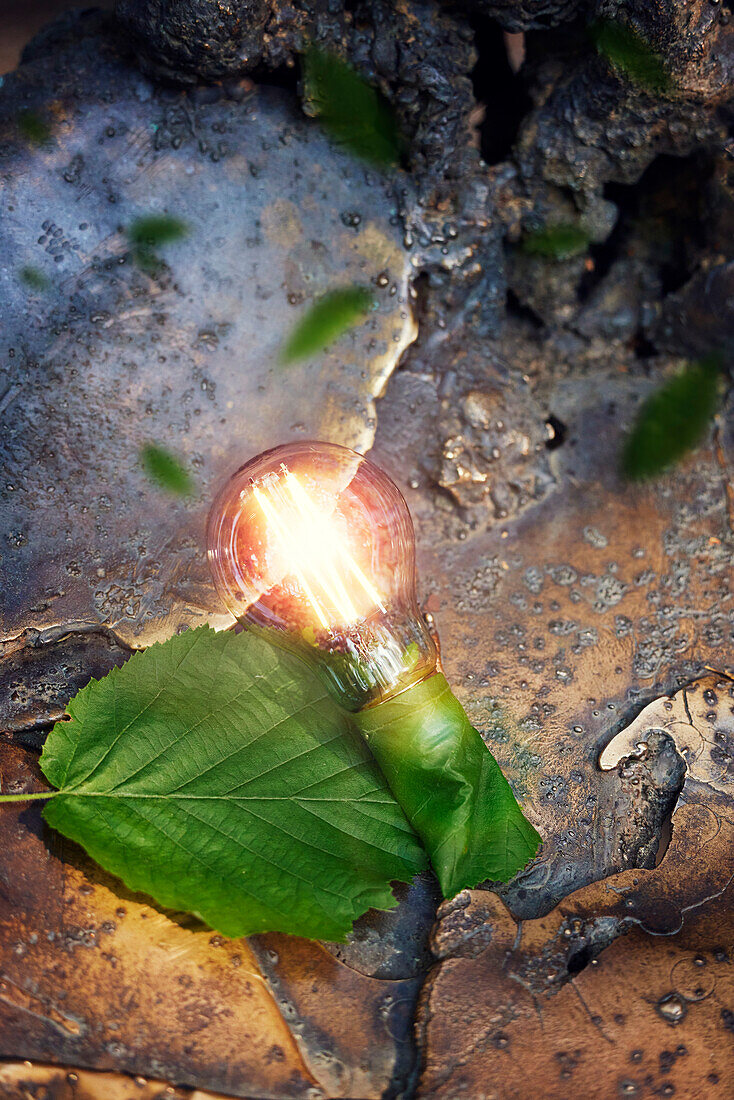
<box><xmin>253</xmin><ymin>466</ymin><xmax>386</xmax><ymax>631</ymax></box>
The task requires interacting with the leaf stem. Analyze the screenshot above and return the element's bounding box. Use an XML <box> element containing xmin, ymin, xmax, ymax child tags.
<box><xmin>0</xmin><ymin>790</ymin><xmax>58</xmax><ymax>803</ymax></box>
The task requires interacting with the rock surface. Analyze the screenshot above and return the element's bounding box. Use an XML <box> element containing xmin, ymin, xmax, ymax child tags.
<box><xmin>0</xmin><ymin>13</ymin><xmax>415</xmax><ymax>668</ymax></box>
<box><xmin>1</xmin><ymin>1</ymin><xmax>733</xmax><ymax>1097</ymax></box>
<box><xmin>416</xmin><ymin>675</ymin><xmax>734</xmax><ymax>1098</ymax></box>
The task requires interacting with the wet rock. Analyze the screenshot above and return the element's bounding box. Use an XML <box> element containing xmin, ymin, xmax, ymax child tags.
<box><xmin>371</xmin><ymin>322</ymin><xmax>732</xmax><ymax>920</ymax></box>
<box><xmin>599</xmin><ymin>0</ymin><xmax>734</xmax><ymax>102</ymax></box>
<box><xmin>509</xmin><ymin>248</ymin><xmax>589</xmax><ymax>327</ymax></box>
<box><xmin>115</xmin><ymin>0</ymin><xmax>480</xmax><ymax>186</ymax></box>
<box><xmin>1</xmin><ymin>0</ymin><xmax>733</xmax><ymax>1096</ymax></box>
<box><xmin>0</xmin><ymin>1064</ymin><xmax>235</xmax><ymax>1100</ymax></box>
<box><xmin>599</xmin><ymin>730</ymin><xmax>686</xmax><ymax>870</ymax></box>
<box><xmin>0</xmin><ymin>17</ymin><xmax>416</xmax><ymax>669</ymax></box>
<box><xmin>600</xmin><ymin>674</ymin><xmax>734</xmax><ymax>798</ymax></box>
<box><xmin>115</xmin><ymin>0</ymin><xmax>309</xmax><ymax>82</ymax></box>
<box><xmin>114</xmin><ymin>0</ymin><xmax>358</xmax><ymax>83</ymax></box>
<box><xmin>574</xmin><ymin>255</ymin><xmax>661</xmax><ymax>341</ymax></box>
<box><xmin>655</xmin><ymin>261</ymin><xmax>734</xmax><ymax>367</ymax></box>
<box><xmin>325</xmin><ymin>873</ymin><xmax>442</xmax><ymax>980</ymax></box>
<box><xmin>436</xmin><ymin>344</ymin><xmax>555</xmax><ymax>517</ymax></box>
<box><xmin>415</xmin><ymin>675</ymin><xmax>734</xmax><ymax>1098</ymax></box>
<box><xmin>507</xmin><ymin>5</ymin><xmax>733</xmax><ymax>299</ymax></box>
<box><xmin>466</xmin><ymin>0</ymin><xmax>587</xmax><ymax>32</ymax></box>
<box><xmin>514</xmin><ymin>58</ymin><xmax>728</xmax><ymax>204</ymax></box>
<box><xmin>0</xmin><ymin>627</ymin><xmax>131</xmax><ymax>739</ymax></box>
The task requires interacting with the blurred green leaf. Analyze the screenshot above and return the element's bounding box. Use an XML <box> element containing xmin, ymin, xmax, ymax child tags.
<box><xmin>127</xmin><ymin>215</ymin><xmax>188</xmax><ymax>272</ymax></box>
<box><xmin>17</xmin><ymin>109</ymin><xmax>52</xmax><ymax>146</ymax></box>
<box><xmin>140</xmin><ymin>443</ymin><xmax>193</xmax><ymax>495</ymax></box>
<box><xmin>302</xmin><ymin>47</ymin><xmax>403</xmax><ymax>169</ymax></box>
<box><xmin>281</xmin><ymin>285</ymin><xmax>374</xmax><ymax>364</ymax></box>
<box><xmin>621</xmin><ymin>356</ymin><xmax>723</xmax><ymax>481</ymax></box>
<box><xmin>591</xmin><ymin>20</ymin><xmax>672</xmax><ymax>94</ymax></box>
<box><xmin>128</xmin><ymin>215</ymin><xmax>189</xmax><ymax>248</ymax></box>
<box><xmin>520</xmin><ymin>224</ymin><xmax>590</xmax><ymax>261</ymax></box>
<box><xmin>19</xmin><ymin>265</ymin><xmax>50</xmax><ymax>291</ymax></box>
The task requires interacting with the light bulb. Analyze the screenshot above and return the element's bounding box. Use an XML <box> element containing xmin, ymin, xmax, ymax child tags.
<box><xmin>207</xmin><ymin>440</ymin><xmax>437</xmax><ymax>710</ymax></box>
<box><xmin>207</xmin><ymin>439</ymin><xmax>540</xmax><ymax>897</ymax></box>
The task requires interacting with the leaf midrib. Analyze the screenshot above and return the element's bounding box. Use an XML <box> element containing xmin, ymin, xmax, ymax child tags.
<box><xmin>56</xmin><ymin>790</ymin><xmax>396</xmax><ymax>803</ymax></box>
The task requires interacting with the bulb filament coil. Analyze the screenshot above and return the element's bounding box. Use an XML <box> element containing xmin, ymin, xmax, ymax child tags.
<box><xmin>252</xmin><ymin>464</ymin><xmax>385</xmax><ymax>632</ymax></box>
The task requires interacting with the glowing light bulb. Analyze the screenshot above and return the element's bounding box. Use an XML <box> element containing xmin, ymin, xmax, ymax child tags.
<box><xmin>207</xmin><ymin>439</ymin><xmax>541</xmax><ymax>895</ymax></box>
<box><xmin>207</xmin><ymin>441</ymin><xmax>437</xmax><ymax>710</ymax></box>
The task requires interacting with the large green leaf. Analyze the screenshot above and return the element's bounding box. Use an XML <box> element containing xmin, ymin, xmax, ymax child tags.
<box><xmin>38</xmin><ymin>626</ymin><xmax>427</xmax><ymax>940</ymax></box>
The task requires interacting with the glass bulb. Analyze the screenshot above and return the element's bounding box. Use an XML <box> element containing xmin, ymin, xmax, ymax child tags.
<box><xmin>207</xmin><ymin>440</ymin><xmax>437</xmax><ymax>710</ymax></box>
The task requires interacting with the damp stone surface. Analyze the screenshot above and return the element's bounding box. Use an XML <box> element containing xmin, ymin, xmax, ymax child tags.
<box><xmin>1</xmin><ymin>2</ymin><xmax>733</xmax><ymax>1098</ymax></box>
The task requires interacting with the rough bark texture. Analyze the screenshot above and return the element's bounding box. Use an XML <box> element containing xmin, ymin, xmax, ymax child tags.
<box><xmin>1</xmin><ymin>0</ymin><xmax>733</xmax><ymax>1096</ymax></box>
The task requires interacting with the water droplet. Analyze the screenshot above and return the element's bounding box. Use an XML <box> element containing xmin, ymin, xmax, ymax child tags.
<box><xmin>657</xmin><ymin>994</ymin><xmax>686</xmax><ymax>1024</ymax></box>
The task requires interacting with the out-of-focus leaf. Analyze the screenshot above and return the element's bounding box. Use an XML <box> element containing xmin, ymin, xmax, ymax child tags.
<box><xmin>34</xmin><ymin>626</ymin><xmax>427</xmax><ymax>940</ymax></box>
<box><xmin>140</xmin><ymin>443</ymin><xmax>193</xmax><ymax>495</ymax></box>
<box><xmin>302</xmin><ymin>47</ymin><xmax>403</xmax><ymax>169</ymax></box>
<box><xmin>127</xmin><ymin>215</ymin><xmax>188</xmax><ymax>248</ymax></box>
<box><xmin>127</xmin><ymin>215</ymin><xmax>188</xmax><ymax>272</ymax></box>
<box><xmin>19</xmin><ymin>266</ymin><xmax>50</xmax><ymax>291</ymax></box>
<box><xmin>621</xmin><ymin>356</ymin><xmax>723</xmax><ymax>481</ymax></box>
<box><xmin>591</xmin><ymin>20</ymin><xmax>672</xmax><ymax>95</ymax></box>
<box><xmin>520</xmin><ymin>224</ymin><xmax>590</xmax><ymax>261</ymax></box>
<box><xmin>17</xmin><ymin>109</ymin><xmax>52</xmax><ymax>146</ymax></box>
<box><xmin>281</xmin><ymin>285</ymin><xmax>374</xmax><ymax>364</ymax></box>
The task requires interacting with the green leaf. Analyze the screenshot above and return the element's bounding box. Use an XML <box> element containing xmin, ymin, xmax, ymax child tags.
<box><xmin>17</xmin><ymin>109</ymin><xmax>52</xmax><ymax>146</ymax></box>
<box><xmin>127</xmin><ymin>215</ymin><xmax>189</xmax><ymax>248</ymax></box>
<box><xmin>520</xmin><ymin>224</ymin><xmax>590</xmax><ymax>261</ymax></box>
<box><xmin>281</xmin><ymin>285</ymin><xmax>374</xmax><ymax>364</ymax></box>
<box><xmin>19</xmin><ymin>265</ymin><xmax>50</xmax><ymax>291</ymax></box>
<box><xmin>302</xmin><ymin>47</ymin><xmax>403</xmax><ymax>169</ymax></box>
<box><xmin>355</xmin><ymin>673</ymin><xmax>541</xmax><ymax>895</ymax></box>
<box><xmin>38</xmin><ymin>627</ymin><xmax>427</xmax><ymax>940</ymax></box>
<box><xmin>140</xmin><ymin>443</ymin><xmax>194</xmax><ymax>496</ymax></box>
<box><xmin>591</xmin><ymin>20</ymin><xmax>672</xmax><ymax>95</ymax></box>
<box><xmin>127</xmin><ymin>215</ymin><xmax>188</xmax><ymax>272</ymax></box>
<box><xmin>621</xmin><ymin>356</ymin><xmax>723</xmax><ymax>481</ymax></box>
